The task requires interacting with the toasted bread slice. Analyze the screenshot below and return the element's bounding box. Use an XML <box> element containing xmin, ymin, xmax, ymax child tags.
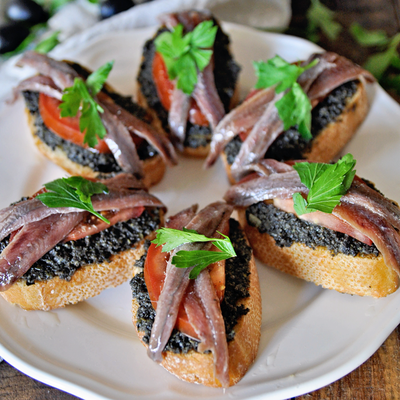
<box><xmin>2</xmin><ymin>243</ymin><xmax>148</xmax><ymax>310</ymax></box>
<box><xmin>25</xmin><ymin>105</ymin><xmax>166</xmax><ymax>188</ymax></box>
<box><xmin>222</xmin><ymin>79</ymin><xmax>369</xmax><ymax>184</ymax></box>
<box><xmin>131</xmin><ymin>220</ymin><xmax>262</xmax><ymax>387</ymax></box>
<box><xmin>1</xmin><ymin>206</ymin><xmax>164</xmax><ymax>311</ymax></box>
<box><xmin>237</xmin><ymin>208</ymin><xmax>399</xmax><ymax>298</ymax></box>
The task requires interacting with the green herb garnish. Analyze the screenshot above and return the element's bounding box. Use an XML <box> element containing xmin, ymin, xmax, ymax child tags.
<box><xmin>58</xmin><ymin>60</ymin><xmax>114</xmax><ymax>148</ymax></box>
<box><xmin>350</xmin><ymin>23</ymin><xmax>400</xmax><ymax>80</ymax></box>
<box><xmin>349</xmin><ymin>22</ymin><xmax>400</xmax><ymax>95</ymax></box>
<box><xmin>292</xmin><ymin>153</ymin><xmax>356</xmax><ymax>215</ymax></box>
<box><xmin>154</xmin><ymin>20</ymin><xmax>218</xmax><ymax>95</ymax></box>
<box><xmin>34</xmin><ymin>30</ymin><xmax>60</xmax><ymax>54</ymax></box>
<box><xmin>152</xmin><ymin>227</ymin><xmax>236</xmax><ymax>279</ymax></box>
<box><xmin>253</xmin><ymin>55</ymin><xmax>318</xmax><ymax>139</ymax></box>
<box><xmin>36</xmin><ymin>176</ymin><xmax>110</xmax><ymax>224</ymax></box>
<box><xmin>349</xmin><ymin>22</ymin><xmax>389</xmax><ymax>47</ymax></box>
<box><xmin>34</xmin><ymin>0</ymin><xmax>98</xmax><ymax>15</ymax></box>
<box><xmin>1</xmin><ymin>23</ymin><xmax>47</xmax><ymax>60</ymax></box>
<box><xmin>306</xmin><ymin>0</ymin><xmax>342</xmax><ymax>42</ymax></box>
<box><xmin>34</xmin><ymin>30</ymin><xmax>60</xmax><ymax>53</ymax></box>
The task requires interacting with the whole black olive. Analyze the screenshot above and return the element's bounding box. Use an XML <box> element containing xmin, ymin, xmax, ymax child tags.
<box><xmin>5</xmin><ymin>0</ymin><xmax>49</xmax><ymax>26</ymax></box>
<box><xmin>100</xmin><ymin>0</ymin><xmax>134</xmax><ymax>20</ymax></box>
<box><xmin>0</xmin><ymin>22</ymin><xmax>30</xmax><ymax>54</ymax></box>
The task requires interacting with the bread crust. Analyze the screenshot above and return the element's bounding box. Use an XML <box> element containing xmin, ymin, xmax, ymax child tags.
<box><xmin>303</xmin><ymin>79</ymin><xmax>369</xmax><ymax>162</ymax></box>
<box><xmin>131</xmin><ymin>231</ymin><xmax>262</xmax><ymax>387</ymax></box>
<box><xmin>1</xmin><ymin>208</ymin><xmax>164</xmax><ymax>310</ymax></box>
<box><xmin>25</xmin><ymin>103</ymin><xmax>166</xmax><ymax>188</ymax></box>
<box><xmin>222</xmin><ymin>80</ymin><xmax>370</xmax><ymax>184</ymax></box>
<box><xmin>237</xmin><ymin>208</ymin><xmax>399</xmax><ymax>298</ymax></box>
<box><xmin>1</xmin><ymin>242</ymin><xmax>147</xmax><ymax>311</ymax></box>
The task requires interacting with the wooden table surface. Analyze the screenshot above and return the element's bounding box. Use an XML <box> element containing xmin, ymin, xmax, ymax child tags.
<box><xmin>1</xmin><ymin>1</ymin><xmax>400</xmax><ymax>399</ymax></box>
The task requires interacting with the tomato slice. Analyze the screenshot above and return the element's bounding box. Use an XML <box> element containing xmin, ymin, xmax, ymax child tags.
<box><xmin>144</xmin><ymin>242</ymin><xmax>226</xmax><ymax>340</ymax></box>
<box><xmin>152</xmin><ymin>51</ymin><xmax>209</xmax><ymax>127</ymax></box>
<box><xmin>189</xmin><ymin>100</ymin><xmax>209</xmax><ymax>126</ymax></box>
<box><xmin>152</xmin><ymin>52</ymin><xmax>174</xmax><ymax>111</ymax></box>
<box><xmin>144</xmin><ymin>243</ymin><xmax>168</xmax><ymax>307</ymax></box>
<box><xmin>38</xmin><ymin>93</ymin><xmax>110</xmax><ymax>153</ymax></box>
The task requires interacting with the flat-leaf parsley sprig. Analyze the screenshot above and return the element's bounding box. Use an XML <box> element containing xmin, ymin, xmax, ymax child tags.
<box><xmin>253</xmin><ymin>55</ymin><xmax>318</xmax><ymax>140</ymax></box>
<box><xmin>154</xmin><ymin>20</ymin><xmax>218</xmax><ymax>95</ymax></box>
<box><xmin>292</xmin><ymin>153</ymin><xmax>356</xmax><ymax>215</ymax></box>
<box><xmin>37</xmin><ymin>176</ymin><xmax>110</xmax><ymax>224</ymax></box>
<box><xmin>58</xmin><ymin>60</ymin><xmax>114</xmax><ymax>148</ymax></box>
<box><xmin>152</xmin><ymin>227</ymin><xmax>237</xmax><ymax>279</ymax></box>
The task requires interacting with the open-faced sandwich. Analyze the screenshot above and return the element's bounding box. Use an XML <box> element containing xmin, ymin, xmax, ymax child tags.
<box><xmin>206</xmin><ymin>52</ymin><xmax>375</xmax><ymax>183</ymax></box>
<box><xmin>0</xmin><ymin>174</ymin><xmax>166</xmax><ymax>310</ymax></box>
<box><xmin>15</xmin><ymin>51</ymin><xmax>177</xmax><ymax>188</ymax></box>
<box><xmin>130</xmin><ymin>202</ymin><xmax>261</xmax><ymax>387</ymax></box>
<box><xmin>224</xmin><ymin>155</ymin><xmax>400</xmax><ymax>298</ymax></box>
<box><xmin>137</xmin><ymin>10</ymin><xmax>241</xmax><ymax>157</ymax></box>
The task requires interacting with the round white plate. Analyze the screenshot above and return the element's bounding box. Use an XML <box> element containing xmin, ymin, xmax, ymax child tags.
<box><xmin>1</xmin><ymin>23</ymin><xmax>400</xmax><ymax>400</ymax></box>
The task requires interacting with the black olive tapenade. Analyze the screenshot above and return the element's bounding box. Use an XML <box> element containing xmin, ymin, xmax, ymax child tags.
<box><xmin>0</xmin><ymin>209</ymin><xmax>161</xmax><ymax>285</ymax></box>
<box><xmin>137</xmin><ymin>21</ymin><xmax>241</xmax><ymax>150</ymax></box>
<box><xmin>246</xmin><ymin>202</ymin><xmax>379</xmax><ymax>257</ymax></box>
<box><xmin>22</xmin><ymin>62</ymin><xmax>159</xmax><ymax>173</ymax></box>
<box><xmin>130</xmin><ymin>218</ymin><xmax>251</xmax><ymax>354</ymax></box>
<box><xmin>224</xmin><ymin>80</ymin><xmax>358</xmax><ymax>163</ymax></box>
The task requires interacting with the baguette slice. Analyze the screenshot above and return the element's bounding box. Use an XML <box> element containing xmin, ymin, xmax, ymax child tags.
<box><xmin>222</xmin><ymin>79</ymin><xmax>369</xmax><ymax>185</ymax></box>
<box><xmin>24</xmin><ymin>99</ymin><xmax>166</xmax><ymax>189</ymax></box>
<box><xmin>302</xmin><ymin>80</ymin><xmax>369</xmax><ymax>163</ymax></box>
<box><xmin>136</xmin><ymin>11</ymin><xmax>240</xmax><ymax>159</ymax></box>
<box><xmin>27</xmin><ymin>110</ymin><xmax>165</xmax><ymax>188</ymax></box>
<box><xmin>131</xmin><ymin>223</ymin><xmax>262</xmax><ymax>387</ymax></box>
<box><xmin>2</xmin><ymin>242</ymin><xmax>149</xmax><ymax>311</ymax></box>
<box><xmin>237</xmin><ymin>208</ymin><xmax>399</xmax><ymax>298</ymax></box>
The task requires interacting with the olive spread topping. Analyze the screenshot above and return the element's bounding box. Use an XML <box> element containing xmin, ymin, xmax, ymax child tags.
<box><xmin>225</xmin><ymin>80</ymin><xmax>358</xmax><ymax>163</ymax></box>
<box><xmin>137</xmin><ymin>22</ymin><xmax>240</xmax><ymax>150</ymax></box>
<box><xmin>130</xmin><ymin>219</ymin><xmax>251</xmax><ymax>354</ymax></box>
<box><xmin>0</xmin><ymin>209</ymin><xmax>161</xmax><ymax>285</ymax></box>
<box><xmin>246</xmin><ymin>202</ymin><xmax>379</xmax><ymax>257</ymax></box>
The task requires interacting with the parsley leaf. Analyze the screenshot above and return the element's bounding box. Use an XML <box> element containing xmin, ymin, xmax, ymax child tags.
<box><xmin>253</xmin><ymin>56</ymin><xmax>317</xmax><ymax>139</ymax></box>
<box><xmin>349</xmin><ymin>22</ymin><xmax>389</xmax><ymax>47</ymax></box>
<box><xmin>362</xmin><ymin>33</ymin><xmax>400</xmax><ymax>79</ymax></box>
<box><xmin>155</xmin><ymin>20</ymin><xmax>218</xmax><ymax>95</ymax></box>
<box><xmin>306</xmin><ymin>0</ymin><xmax>342</xmax><ymax>42</ymax></box>
<box><xmin>34</xmin><ymin>0</ymin><xmax>78</xmax><ymax>15</ymax></box>
<box><xmin>36</xmin><ymin>176</ymin><xmax>110</xmax><ymax>224</ymax></box>
<box><xmin>152</xmin><ymin>227</ymin><xmax>236</xmax><ymax>279</ymax></box>
<box><xmin>254</xmin><ymin>56</ymin><xmax>303</xmax><ymax>92</ymax></box>
<box><xmin>86</xmin><ymin>60</ymin><xmax>114</xmax><ymax>96</ymax></box>
<box><xmin>276</xmin><ymin>82</ymin><xmax>312</xmax><ymax>139</ymax></box>
<box><xmin>58</xmin><ymin>61</ymin><xmax>114</xmax><ymax>147</ymax></box>
<box><xmin>292</xmin><ymin>153</ymin><xmax>356</xmax><ymax>215</ymax></box>
<box><xmin>350</xmin><ymin>23</ymin><xmax>400</xmax><ymax>81</ymax></box>
<box><xmin>1</xmin><ymin>23</ymin><xmax>47</xmax><ymax>60</ymax></box>
<box><xmin>34</xmin><ymin>31</ymin><xmax>60</xmax><ymax>54</ymax></box>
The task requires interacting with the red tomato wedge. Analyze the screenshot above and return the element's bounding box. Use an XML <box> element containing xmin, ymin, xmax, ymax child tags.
<box><xmin>152</xmin><ymin>52</ymin><xmax>174</xmax><ymax>111</ymax></box>
<box><xmin>144</xmin><ymin>242</ymin><xmax>226</xmax><ymax>340</ymax></box>
<box><xmin>38</xmin><ymin>93</ymin><xmax>110</xmax><ymax>153</ymax></box>
<box><xmin>188</xmin><ymin>100</ymin><xmax>209</xmax><ymax>127</ymax></box>
<box><xmin>152</xmin><ymin>51</ymin><xmax>209</xmax><ymax>127</ymax></box>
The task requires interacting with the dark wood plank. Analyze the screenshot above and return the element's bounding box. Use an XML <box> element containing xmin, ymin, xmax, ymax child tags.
<box><xmin>0</xmin><ymin>360</ymin><xmax>79</xmax><ymax>399</ymax></box>
<box><xmin>294</xmin><ymin>325</ymin><xmax>400</xmax><ymax>400</ymax></box>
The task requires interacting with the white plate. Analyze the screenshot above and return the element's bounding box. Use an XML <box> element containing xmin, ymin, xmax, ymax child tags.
<box><xmin>1</xmin><ymin>23</ymin><xmax>400</xmax><ymax>400</ymax></box>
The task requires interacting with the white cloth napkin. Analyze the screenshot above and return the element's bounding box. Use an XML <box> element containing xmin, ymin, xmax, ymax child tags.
<box><xmin>0</xmin><ymin>0</ymin><xmax>290</xmax><ymax>103</ymax></box>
